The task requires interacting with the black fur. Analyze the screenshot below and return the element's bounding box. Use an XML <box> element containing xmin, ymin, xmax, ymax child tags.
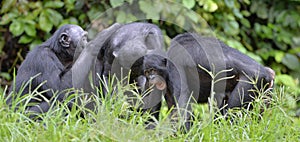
<box><xmin>7</xmin><ymin>24</ymin><xmax>88</xmax><ymax>116</ymax></box>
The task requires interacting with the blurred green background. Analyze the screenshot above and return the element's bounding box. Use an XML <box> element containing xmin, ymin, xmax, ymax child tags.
<box><xmin>0</xmin><ymin>0</ymin><xmax>299</xmax><ymax>113</ymax></box>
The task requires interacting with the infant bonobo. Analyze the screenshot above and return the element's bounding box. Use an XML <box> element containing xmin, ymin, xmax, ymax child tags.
<box><xmin>137</xmin><ymin>33</ymin><xmax>275</xmax><ymax>130</ymax></box>
<box><xmin>7</xmin><ymin>24</ymin><xmax>88</xmax><ymax>118</ymax></box>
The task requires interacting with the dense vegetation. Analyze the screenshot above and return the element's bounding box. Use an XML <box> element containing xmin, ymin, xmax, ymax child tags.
<box><xmin>0</xmin><ymin>0</ymin><xmax>299</xmax><ymax>141</ymax></box>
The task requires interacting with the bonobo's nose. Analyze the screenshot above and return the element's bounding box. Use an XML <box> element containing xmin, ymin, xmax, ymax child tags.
<box><xmin>149</xmin><ymin>75</ymin><xmax>155</xmax><ymax>80</ymax></box>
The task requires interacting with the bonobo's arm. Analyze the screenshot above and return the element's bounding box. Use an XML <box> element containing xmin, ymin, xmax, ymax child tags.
<box><xmin>34</xmin><ymin>48</ymin><xmax>69</xmax><ymax>93</ymax></box>
<box><xmin>225</xmin><ymin>46</ymin><xmax>275</xmax><ymax>109</ymax></box>
<box><xmin>16</xmin><ymin>47</ymin><xmax>71</xmax><ymax>114</ymax></box>
<box><xmin>72</xmin><ymin>23</ymin><xmax>122</xmax><ymax>92</ymax></box>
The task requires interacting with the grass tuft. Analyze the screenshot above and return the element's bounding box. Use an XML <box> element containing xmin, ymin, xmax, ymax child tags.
<box><xmin>1</xmin><ymin>76</ymin><xmax>299</xmax><ymax>141</ymax></box>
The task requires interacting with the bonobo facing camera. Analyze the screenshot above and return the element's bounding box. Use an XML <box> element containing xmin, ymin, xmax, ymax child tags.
<box><xmin>138</xmin><ymin>33</ymin><xmax>275</xmax><ymax>129</ymax></box>
<box><xmin>7</xmin><ymin>24</ymin><xmax>88</xmax><ymax>117</ymax></box>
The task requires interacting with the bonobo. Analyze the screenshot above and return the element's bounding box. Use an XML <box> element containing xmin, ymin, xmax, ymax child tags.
<box><xmin>139</xmin><ymin>33</ymin><xmax>275</xmax><ymax>129</ymax></box>
<box><xmin>71</xmin><ymin>22</ymin><xmax>164</xmax><ymax>94</ymax></box>
<box><xmin>7</xmin><ymin>24</ymin><xmax>88</xmax><ymax>116</ymax></box>
<box><xmin>70</xmin><ymin>23</ymin><xmax>164</xmax><ymax>125</ymax></box>
<box><xmin>100</xmin><ymin>22</ymin><xmax>164</xmax><ymax>86</ymax></box>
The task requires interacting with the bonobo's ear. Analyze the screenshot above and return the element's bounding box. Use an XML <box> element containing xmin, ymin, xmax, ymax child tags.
<box><xmin>59</xmin><ymin>32</ymin><xmax>71</xmax><ymax>48</ymax></box>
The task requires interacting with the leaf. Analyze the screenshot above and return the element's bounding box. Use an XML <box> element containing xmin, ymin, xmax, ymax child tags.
<box><xmin>182</xmin><ymin>0</ymin><xmax>195</xmax><ymax>9</ymax></box>
<box><xmin>241</xmin><ymin>10</ymin><xmax>251</xmax><ymax>17</ymax></box>
<box><xmin>24</xmin><ymin>21</ymin><xmax>37</xmax><ymax>37</ymax></box>
<box><xmin>261</xmin><ymin>25</ymin><xmax>272</xmax><ymax>39</ymax></box>
<box><xmin>139</xmin><ymin>1</ymin><xmax>159</xmax><ymax>20</ymax></box>
<box><xmin>288</xmin><ymin>47</ymin><xmax>300</xmax><ymax>54</ymax></box>
<box><xmin>9</xmin><ymin>19</ymin><xmax>25</xmax><ymax>36</ymax></box>
<box><xmin>250</xmin><ymin>1</ymin><xmax>258</xmax><ymax>13</ymax></box>
<box><xmin>247</xmin><ymin>52</ymin><xmax>263</xmax><ymax>63</ymax></box>
<box><xmin>125</xmin><ymin>0</ymin><xmax>133</xmax><ymax>4</ymax></box>
<box><xmin>186</xmin><ymin>11</ymin><xmax>199</xmax><ymax>23</ymax></box>
<box><xmin>29</xmin><ymin>39</ymin><xmax>43</xmax><ymax>50</ymax></box>
<box><xmin>256</xmin><ymin>3</ymin><xmax>268</xmax><ymax>19</ymax></box>
<box><xmin>87</xmin><ymin>6</ymin><xmax>103</xmax><ymax>21</ymax></box>
<box><xmin>18</xmin><ymin>35</ymin><xmax>34</xmax><ymax>44</ymax></box>
<box><xmin>46</xmin><ymin>9</ymin><xmax>63</xmax><ymax>26</ymax></box>
<box><xmin>229</xmin><ymin>20</ymin><xmax>239</xmax><ymax>30</ymax></box>
<box><xmin>233</xmin><ymin>9</ymin><xmax>243</xmax><ymax>19</ymax></box>
<box><xmin>1</xmin><ymin>0</ymin><xmax>17</xmax><ymax>13</ymax></box>
<box><xmin>39</xmin><ymin>10</ymin><xmax>53</xmax><ymax>32</ymax></box>
<box><xmin>176</xmin><ymin>15</ymin><xmax>185</xmax><ymax>28</ymax></box>
<box><xmin>203</xmin><ymin>0</ymin><xmax>218</xmax><ymax>12</ymax></box>
<box><xmin>225</xmin><ymin>0</ymin><xmax>234</xmax><ymax>8</ymax></box>
<box><xmin>110</xmin><ymin>0</ymin><xmax>124</xmax><ymax>8</ymax></box>
<box><xmin>68</xmin><ymin>17</ymin><xmax>79</xmax><ymax>24</ymax></box>
<box><xmin>276</xmin><ymin>11</ymin><xmax>287</xmax><ymax>23</ymax></box>
<box><xmin>241</xmin><ymin>18</ymin><xmax>250</xmax><ymax>28</ymax></box>
<box><xmin>116</xmin><ymin>11</ymin><xmax>127</xmax><ymax>23</ymax></box>
<box><xmin>282</xmin><ymin>53</ymin><xmax>300</xmax><ymax>71</ymax></box>
<box><xmin>44</xmin><ymin>1</ymin><xmax>64</xmax><ymax>8</ymax></box>
<box><xmin>274</xmin><ymin>51</ymin><xmax>285</xmax><ymax>63</ymax></box>
<box><xmin>28</xmin><ymin>1</ymin><xmax>42</xmax><ymax>9</ymax></box>
<box><xmin>292</xmin><ymin>37</ymin><xmax>300</xmax><ymax>46</ymax></box>
<box><xmin>0</xmin><ymin>13</ymin><xmax>18</xmax><ymax>25</ymax></box>
<box><xmin>125</xmin><ymin>14</ymin><xmax>137</xmax><ymax>23</ymax></box>
<box><xmin>0</xmin><ymin>72</ymin><xmax>11</xmax><ymax>80</ymax></box>
<box><xmin>275</xmin><ymin>74</ymin><xmax>297</xmax><ymax>88</ymax></box>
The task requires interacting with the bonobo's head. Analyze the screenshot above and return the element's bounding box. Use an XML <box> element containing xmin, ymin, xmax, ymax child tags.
<box><xmin>105</xmin><ymin>23</ymin><xmax>164</xmax><ymax>67</ymax></box>
<box><xmin>137</xmin><ymin>54</ymin><xmax>168</xmax><ymax>91</ymax></box>
<box><xmin>46</xmin><ymin>24</ymin><xmax>88</xmax><ymax>60</ymax></box>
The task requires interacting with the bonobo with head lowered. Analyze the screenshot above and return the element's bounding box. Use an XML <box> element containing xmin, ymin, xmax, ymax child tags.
<box><xmin>137</xmin><ymin>33</ymin><xmax>275</xmax><ymax>130</ymax></box>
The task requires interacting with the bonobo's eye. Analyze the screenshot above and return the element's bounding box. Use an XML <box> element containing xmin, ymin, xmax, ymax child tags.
<box><xmin>144</xmin><ymin>68</ymin><xmax>157</xmax><ymax>77</ymax></box>
<box><xmin>149</xmin><ymin>68</ymin><xmax>157</xmax><ymax>74</ymax></box>
<box><xmin>144</xmin><ymin>70</ymin><xmax>149</xmax><ymax>77</ymax></box>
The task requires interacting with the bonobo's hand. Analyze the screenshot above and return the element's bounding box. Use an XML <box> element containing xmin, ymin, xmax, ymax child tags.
<box><xmin>265</xmin><ymin>67</ymin><xmax>275</xmax><ymax>88</ymax></box>
<box><xmin>87</xmin><ymin>23</ymin><xmax>123</xmax><ymax>56</ymax></box>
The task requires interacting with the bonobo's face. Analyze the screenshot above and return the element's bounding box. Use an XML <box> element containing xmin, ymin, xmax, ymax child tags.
<box><xmin>143</xmin><ymin>67</ymin><xmax>166</xmax><ymax>91</ymax></box>
<box><xmin>139</xmin><ymin>55</ymin><xmax>167</xmax><ymax>91</ymax></box>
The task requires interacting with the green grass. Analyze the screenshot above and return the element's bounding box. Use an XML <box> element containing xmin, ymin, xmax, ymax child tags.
<box><xmin>0</xmin><ymin>81</ymin><xmax>299</xmax><ymax>142</ymax></box>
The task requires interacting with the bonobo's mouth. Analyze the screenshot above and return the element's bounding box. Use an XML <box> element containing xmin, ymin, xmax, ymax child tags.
<box><xmin>148</xmin><ymin>75</ymin><xmax>166</xmax><ymax>91</ymax></box>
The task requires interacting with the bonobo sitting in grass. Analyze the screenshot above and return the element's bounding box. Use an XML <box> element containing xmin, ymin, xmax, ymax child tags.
<box><xmin>7</xmin><ymin>24</ymin><xmax>88</xmax><ymax>117</ymax></box>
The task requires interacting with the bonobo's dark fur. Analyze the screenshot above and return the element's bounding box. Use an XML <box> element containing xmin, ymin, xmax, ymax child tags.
<box><xmin>59</xmin><ymin>22</ymin><xmax>163</xmax><ymax>112</ymax></box>
<box><xmin>72</xmin><ymin>22</ymin><xmax>164</xmax><ymax>95</ymax></box>
<box><xmin>7</xmin><ymin>24</ymin><xmax>88</xmax><ymax>115</ymax></box>
<box><xmin>169</xmin><ymin>33</ymin><xmax>274</xmax><ymax>109</ymax></box>
<box><xmin>99</xmin><ymin>22</ymin><xmax>164</xmax><ymax>85</ymax></box>
<box><xmin>139</xmin><ymin>33</ymin><xmax>275</xmax><ymax>130</ymax></box>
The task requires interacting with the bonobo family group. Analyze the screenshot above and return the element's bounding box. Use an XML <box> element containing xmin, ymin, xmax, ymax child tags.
<box><xmin>7</xmin><ymin>22</ymin><xmax>275</xmax><ymax>130</ymax></box>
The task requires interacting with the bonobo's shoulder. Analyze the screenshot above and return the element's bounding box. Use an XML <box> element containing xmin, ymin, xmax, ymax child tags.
<box><xmin>171</xmin><ymin>33</ymin><xmax>233</xmax><ymax>49</ymax></box>
<box><xmin>28</xmin><ymin>45</ymin><xmax>54</xmax><ymax>56</ymax></box>
<box><xmin>125</xmin><ymin>22</ymin><xmax>159</xmax><ymax>28</ymax></box>
<box><xmin>172</xmin><ymin>33</ymin><xmax>221</xmax><ymax>43</ymax></box>
<box><xmin>171</xmin><ymin>33</ymin><xmax>206</xmax><ymax>46</ymax></box>
<box><xmin>122</xmin><ymin>22</ymin><xmax>161</xmax><ymax>32</ymax></box>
